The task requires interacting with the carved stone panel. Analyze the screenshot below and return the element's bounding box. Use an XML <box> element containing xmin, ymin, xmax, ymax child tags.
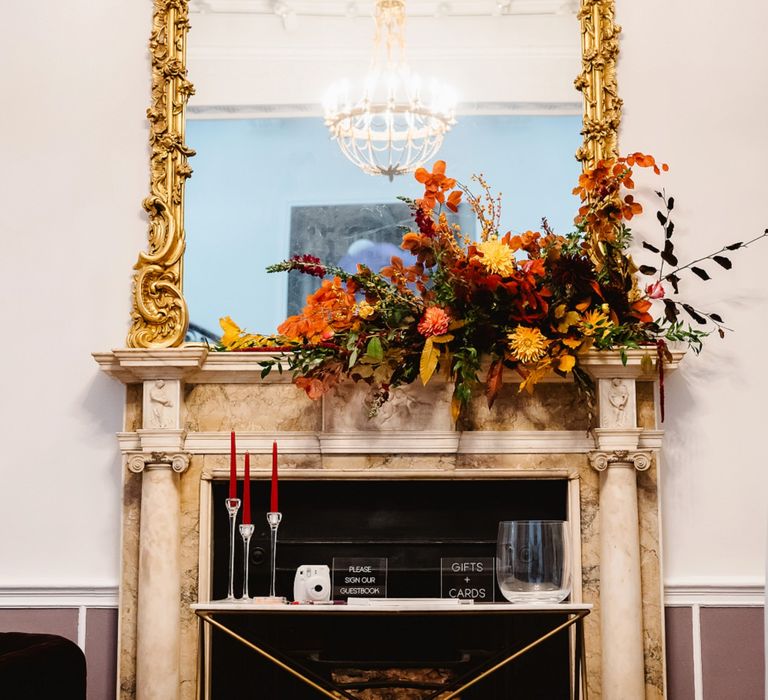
<box><xmin>143</xmin><ymin>378</ymin><xmax>181</xmax><ymax>430</ymax></box>
<box><xmin>598</xmin><ymin>377</ymin><xmax>636</xmax><ymax>428</ymax></box>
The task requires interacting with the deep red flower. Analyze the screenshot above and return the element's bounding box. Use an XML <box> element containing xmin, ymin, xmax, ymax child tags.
<box><xmin>289</xmin><ymin>254</ymin><xmax>325</xmax><ymax>277</ymax></box>
<box><xmin>414</xmin><ymin>206</ymin><xmax>436</xmax><ymax>237</ymax></box>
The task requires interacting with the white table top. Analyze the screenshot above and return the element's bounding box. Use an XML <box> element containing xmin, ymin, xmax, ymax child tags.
<box><xmin>193</xmin><ymin>599</ymin><xmax>592</xmax><ymax>614</ymax></box>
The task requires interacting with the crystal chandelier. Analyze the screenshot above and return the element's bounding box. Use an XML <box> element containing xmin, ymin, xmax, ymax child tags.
<box><xmin>324</xmin><ymin>0</ymin><xmax>457</xmax><ymax>181</ymax></box>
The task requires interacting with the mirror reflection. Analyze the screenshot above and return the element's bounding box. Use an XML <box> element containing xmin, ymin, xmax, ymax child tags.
<box><xmin>185</xmin><ymin>0</ymin><xmax>582</xmax><ymax>339</ymax></box>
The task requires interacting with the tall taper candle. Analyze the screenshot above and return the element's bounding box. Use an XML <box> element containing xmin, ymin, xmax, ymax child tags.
<box><xmin>229</xmin><ymin>431</ymin><xmax>237</xmax><ymax>500</ymax></box>
<box><xmin>271</xmin><ymin>441</ymin><xmax>279</xmax><ymax>513</ymax></box>
<box><xmin>243</xmin><ymin>452</ymin><xmax>251</xmax><ymax>524</ymax></box>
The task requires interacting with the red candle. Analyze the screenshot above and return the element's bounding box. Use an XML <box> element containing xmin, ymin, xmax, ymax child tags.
<box><xmin>270</xmin><ymin>441</ymin><xmax>279</xmax><ymax>512</ymax></box>
<box><xmin>229</xmin><ymin>431</ymin><xmax>237</xmax><ymax>500</ymax></box>
<box><xmin>242</xmin><ymin>452</ymin><xmax>251</xmax><ymax>524</ymax></box>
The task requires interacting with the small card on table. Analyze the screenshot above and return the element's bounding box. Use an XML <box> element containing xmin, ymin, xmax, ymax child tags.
<box><xmin>440</xmin><ymin>557</ymin><xmax>495</xmax><ymax>602</ymax></box>
<box><xmin>332</xmin><ymin>557</ymin><xmax>388</xmax><ymax>600</ymax></box>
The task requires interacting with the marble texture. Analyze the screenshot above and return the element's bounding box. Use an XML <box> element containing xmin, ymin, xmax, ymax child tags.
<box><xmin>136</xmin><ymin>465</ymin><xmax>183</xmax><ymax>700</ymax></box>
<box><xmin>118</xmin><ymin>470</ymin><xmax>141</xmax><ymax>700</ymax></box>
<box><xmin>125</xmin><ymin>384</ymin><xmax>143</xmax><ymax>432</ymax></box>
<box><xmin>203</xmin><ymin>452</ymin><xmax>324</xmax><ymax>477</ymax></box>
<box><xmin>184</xmin><ymin>384</ymin><xmax>321</xmax><ymax>432</ymax></box>
<box><xmin>638</xmin><ymin>461</ymin><xmax>665</xmax><ymax>700</ymax></box>
<box><xmin>455</xmin><ymin>452</ymin><xmax>577</xmax><ymax>472</ymax></box>
<box><xmin>461</xmin><ymin>383</ymin><xmax>590</xmax><ymax>431</ymax></box>
<box><xmin>577</xmin><ymin>457</ymin><xmax>603</xmax><ymax>700</ymax></box>
<box><xmin>324</xmin><ymin>382</ymin><xmax>454</xmax><ymax>432</ymax></box>
<box><xmin>317</xmin><ymin>453</ymin><xmax>459</xmax><ymax>472</ymax></box>
<box><xmin>636</xmin><ymin>382</ymin><xmax>657</xmax><ymax>430</ymax></box>
<box><xmin>179</xmin><ymin>456</ymin><xmax>204</xmax><ymax>700</ymax></box>
<box><xmin>598</xmin><ymin>461</ymin><xmax>645</xmax><ymax>699</ymax></box>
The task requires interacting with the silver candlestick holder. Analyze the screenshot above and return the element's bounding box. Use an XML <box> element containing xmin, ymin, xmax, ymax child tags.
<box><xmin>253</xmin><ymin>511</ymin><xmax>286</xmax><ymax>604</ymax></box>
<box><xmin>239</xmin><ymin>523</ymin><xmax>255</xmax><ymax>600</ymax></box>
<box><xmin>224</xmin><ymin>498</ymin><xmax>241</xmax><ymax>601</ymax></box>
<box><xmin>267</xmin><ymin>511</ymin><xmax>282</xmax><ymax>598</ymax></box>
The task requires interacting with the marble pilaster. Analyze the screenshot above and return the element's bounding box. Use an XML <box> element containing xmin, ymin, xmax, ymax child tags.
<box><xmin>589</xmin><ymin>448</ymin><xmax>651</xmax><ymax>699</ymax></box>
<box><xmin>131</xmin><ymin>456</ymin><xmax>188</xmax><ymax>700</ymax></box>
<box><xmin>128</xmin><ymin>378</ymin><xmax>190</xmax><ymax>700</ymax></box>
<box><xmin>588</xmin><ymin>365</ymin><xmax>653</xmax><ymax>699</ymax></box>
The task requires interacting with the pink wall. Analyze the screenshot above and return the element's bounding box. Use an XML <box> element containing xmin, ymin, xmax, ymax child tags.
<box><xmin>0</xmin><ymin>608</ymin><xmax>117</xmax><ymax>700</ymax></box>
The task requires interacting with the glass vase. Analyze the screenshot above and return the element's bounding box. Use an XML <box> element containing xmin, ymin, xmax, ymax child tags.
<box><xmin>496</xmin><ymin>520</ymin><xmax>571</xmax><ymax>603</ymax></box>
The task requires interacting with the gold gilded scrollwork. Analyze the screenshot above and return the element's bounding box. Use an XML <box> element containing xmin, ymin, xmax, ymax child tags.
<box><xmin>575</xmin><ymin>0</ymin><xmax>622</xmax><ymax>168</ymax></box>
<box><xmin>129</xmin><ymin>0</ymin><xmax>621</xmax><ymax>346</ymax></box>
<box><xmin>128</xmin><ymin>0</ymin><xmax>195</xmax><ymax>348</ymax></box>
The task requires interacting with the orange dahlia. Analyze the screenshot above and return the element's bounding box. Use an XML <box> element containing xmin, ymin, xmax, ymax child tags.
<box><xmin>417</xmin><ymin>307</ymin><xmax>451</xmax><ymax>337</ymax></box>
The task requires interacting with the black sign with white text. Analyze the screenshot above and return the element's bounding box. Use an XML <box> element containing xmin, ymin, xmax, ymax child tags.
<box><xmin>440</xmin><ymin>557</ymin><xmax>495</xmax><ymax>601</ymax></box>
<box><xmin>332</xmin><ymin>557</ymin><xmax>388</xmax><ymax>600</ymax></box>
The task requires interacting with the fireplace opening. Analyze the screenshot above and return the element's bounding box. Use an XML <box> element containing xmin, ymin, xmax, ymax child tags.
<box><xmin>206</xmin><ymin>478</ymin><xmax>571</xmax><ymax>698</ymax></box>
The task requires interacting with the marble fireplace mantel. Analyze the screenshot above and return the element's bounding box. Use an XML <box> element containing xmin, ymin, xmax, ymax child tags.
<box><xmin>95</xmin><ymin>346</ymin><xmax>683</xmax><ymax>700</ymax></box>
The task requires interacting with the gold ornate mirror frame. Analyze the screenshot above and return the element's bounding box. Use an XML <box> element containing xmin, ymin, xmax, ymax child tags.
<box><xmin>127</xmin><ymin>0</ymin><xmax>622</xmax><ymax>349</ymax></box>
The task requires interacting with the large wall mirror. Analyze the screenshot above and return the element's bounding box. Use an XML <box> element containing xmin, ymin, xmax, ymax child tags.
<box><xmin>128</xmin><ymin>0</ymin><xmax>620</xmax><ymax>348</ymax></box>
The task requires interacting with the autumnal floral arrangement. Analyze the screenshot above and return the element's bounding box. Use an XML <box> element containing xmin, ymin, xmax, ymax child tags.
<box><xmin>219</xmin><ymin>156</ymin><xmax>766</xmax><ymax>422</ymax></box>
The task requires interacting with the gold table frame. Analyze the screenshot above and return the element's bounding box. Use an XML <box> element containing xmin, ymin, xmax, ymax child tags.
<box><xmin>194</xmin><ymin>602</ymin><xmax>590</xmax><ymax>699</ymax></box>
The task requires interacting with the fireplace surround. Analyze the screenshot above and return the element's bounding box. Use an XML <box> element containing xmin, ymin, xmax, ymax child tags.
<box><xmin>206</xmin><ymin>478</ymin><xmax>572</xmax><ymax>698</ymax></box>
<box><xmin>95</xmin><ymin>345</ymin><xmax>680</xmax><ymax>699</ymax></box>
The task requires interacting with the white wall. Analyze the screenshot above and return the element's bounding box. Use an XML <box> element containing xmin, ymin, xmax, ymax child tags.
<box><xmin>0</xmin><ymin>0</ymin><xmax>766</xmax><ymax>593</ymax></box>
<box><xmin>187</xmin><ymin>11</ymin><xmax>580</xmax><ymax>108</ymax></box>
<box><xmin>0</xmin><ymin>0</ymin><xmax>149</xmax><ymax>588</ymax></box>
<box><xmin>618</xmin><ymin>0</ymin><xmax>768</xmax><ymax>586</ymax></box>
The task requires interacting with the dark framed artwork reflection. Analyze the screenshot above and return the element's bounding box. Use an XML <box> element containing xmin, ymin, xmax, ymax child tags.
<box><xmin>287</xmin><ymin>202</ymin><xmax>473</xmax><ymax>315</ymax></box>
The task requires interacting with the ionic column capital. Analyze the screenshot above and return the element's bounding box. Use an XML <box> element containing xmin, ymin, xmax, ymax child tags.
<box><xmin>127</xmin><ymin>451</ymin><xmax>190</xmax><ymax>474</ymax></box>
<box><xmin>588</xmin><ymin>450</ymin><xmax>652</xmax><ymax>473</ymax></box>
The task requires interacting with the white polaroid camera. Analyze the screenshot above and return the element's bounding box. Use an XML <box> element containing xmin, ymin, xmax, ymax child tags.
<box><xmin>293</xmin><ymin>564</ymin><xmax>331</xmax><ymax>603</ymax></box>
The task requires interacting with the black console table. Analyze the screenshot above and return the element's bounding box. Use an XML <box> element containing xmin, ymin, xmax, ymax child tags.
<box><xmin>194</xmin><ymin>601</ymin><xmax>591</xmax><ymax>699</ymax></box>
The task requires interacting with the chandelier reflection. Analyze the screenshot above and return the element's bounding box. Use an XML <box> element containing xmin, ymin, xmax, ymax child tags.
<box><xmin>324</xmin><ymin>0</ymin><xmax>457</xmax><ymax>181</ymax></box>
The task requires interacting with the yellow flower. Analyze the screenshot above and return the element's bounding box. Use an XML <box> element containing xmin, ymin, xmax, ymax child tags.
<box><xmin>476</xmin><ymin>238</ymin><xmax>516</xmax><ymax>277</ymax></box>
<box><xmin>558</xmin><ymin>354</ymin><xmax>576</xmax><ymax>373</ymax></box>
<box><xmin>518</xmin><ymin>358</ymin><xmax>552</xmax><ymax>393</ymax></box>
<box><xmin>562</xmin><ymin>337</ymin><xmax>582</xmax><ymax>349</ymax></box>
<box><xmin>580</xmin><ymin>309</ymin><xmax>611</xmax><ymax>336</ymax></box>
<box><xmin>557</xmin><ymin>310</ymin><xmax>581</xmax><ymax>334</ymax></box>
<box><xmin>356</xmin><ymin>301</ymin><xmax>375</xmax><ymax>319</ymax></box>
<box><xmin>508</xmin><ymin>326</ymin><xmax>550</xmax><ymax>363</ymax></box>
<box><xmin>219</xmin><ymin>316</ymin><xmax>243</xmax><ymax>348</ymax></box>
